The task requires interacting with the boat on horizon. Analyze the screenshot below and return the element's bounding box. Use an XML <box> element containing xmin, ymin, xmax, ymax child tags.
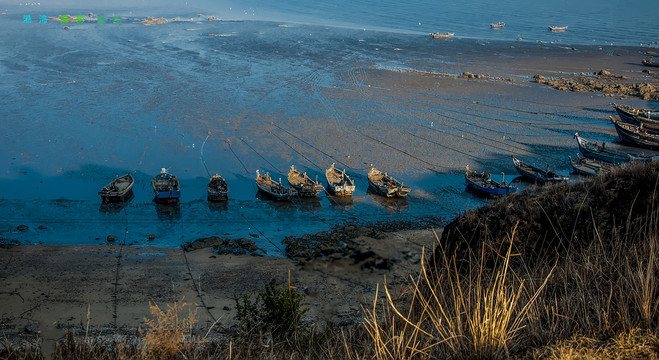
<box><xmin>287</xmin><ymin>165</ymin><xmax>324</xmax><ymax>198</ymax></box>
<box><xmin>642</xmin><ymin>58</ymin><xmax>659</xmax><ymax>68</ymax></box>
<box><xmin>207</xmin><ymin>174</ymin><xmax>228</xmax><ymax>201</ymax></box>
<box><xmin>611</xmin><ymin>116</ymin><xmax>659</xmax><ymax>150</ymax></box>
<box><xmin>256</xmin><ymin>170</ymin><xmax>296</xmax><ymax>201</ymax></box>
<box><xmin>367</xmin><ymin>167</ymin><xmax>410</xmax><ymax>198</ymax></box>
<box><xmin>548</xmin><ymin>26</ymin><xmax>567</xmax><ymax>31</ymax></box>
<box><xmin>490</xmin><ymin>22</ymin><xmax>505</xmax><ymax>29</ymax></box>
<box><xmin>569</xmin><ymin>154</ymin><xmax>612</xmax><ymax>176</ymax></box>
<box><xmin>325</xmin><ymin>163</ymin><xmax>355</xmax><ymax>197</ymax></box>
<box><xmin>429</xmin><ymin>32</ymin><xmax>454</xmax><ymax>39</ymax></box>
<box><xmin>465</xmin><ymin>166</ymin><xmax>516</xmax><ymax>196</ymax></box>
<box><xmin>151</xmin><ymin>168</ymin><xmax>181</xmax><ymax>204</ymax></box>
<box><xmin>98</xmin><ymin>173</ymin><xmax>134</xmax><ymax>203</ymax></box>
<box><xmin>512</xmin><ymin>156</ymin><xmax>568</xmax><ymax>184</ymax></box>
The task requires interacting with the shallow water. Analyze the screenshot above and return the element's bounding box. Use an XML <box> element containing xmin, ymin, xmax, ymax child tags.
<box><xmin>0</xmin><ymin>8</ymin><xmax>657</xmax><ymax>253</ymax></box>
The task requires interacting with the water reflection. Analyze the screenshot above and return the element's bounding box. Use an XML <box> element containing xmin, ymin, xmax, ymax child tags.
<box><xmin>366</xmin><ymin>191</ymin><xmax>409</xmax><ymax>213</ymax></box>
<box><xmin>155</xmin><ymin>203</ymin><xmax>181</xmax><ymax>222</ymax></box>
<box><xmin>98</xmin><ymin>192</ymin><xmax>134</xmax><ymax>214</ymax></box>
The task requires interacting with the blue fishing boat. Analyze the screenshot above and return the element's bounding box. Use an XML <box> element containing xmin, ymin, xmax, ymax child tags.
<box><xmin>151</xmin><ymin>168</ymin><xmax>181</xmax><ymax>204</ymax></box>
<box><xmin>465</xmin><ymin>166</ymin><xmax>516</xmax><ymax>196</ymax></box>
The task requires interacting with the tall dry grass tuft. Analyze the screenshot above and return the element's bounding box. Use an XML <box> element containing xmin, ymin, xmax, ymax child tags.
<box><xmin>357</xmin><ymin>226</ymin><xmax>552</xmax><ymax>359</ymax></box>
<box><xmin>139</xmin><ymin>297</ymin><xmax>205</xmax><ymax>360</ymax></box>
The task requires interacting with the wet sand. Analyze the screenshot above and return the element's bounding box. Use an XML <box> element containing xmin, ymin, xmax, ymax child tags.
<box><xmin>0</xmin><ymin>229</ymin><xmax>438</xmax><ymax>355</ymax></box>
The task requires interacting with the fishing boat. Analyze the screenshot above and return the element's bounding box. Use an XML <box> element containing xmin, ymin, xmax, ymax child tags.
<box><xmin>512</xmin><ymin>156</ymin><xmax>568</xmax><ymax>184</ymax></box>
<box><xmin>287</xmin><ymin>165</ymin><xmax>324</xmax><ymax>198</ymax></box>
<box><xmin>367</xmin><ymin>167</ymin><xmax>411</xmax><ymax>198</ymax></box>
<box><xmin>465</xmin><ymin>166</ymin><xmax>516</xmax><ymax>196</ymax></box>
<box><xmin>255</xmin><ymin>170</ymin><xmax>296</xmax><ymax>201</ymax></box>
<box><xmin>429</xmin><ymin>32</ymin><xmax>454</xmax><ymax>39</ymax></box>
<box><xmin>151</xmin><ymin>168</ymin><xmax>181</xmax><ymax>204</ymax></box>
<box><xmin>611</xmin><ymin>116</ymin><xmax>659</xmax><ymax>150</ymax></box>
<box><xmin>613</xmin><ymin>103</ymin><xmax>659</xmax><ymax>130</ymax></box>
<box><xmin>574</xmin><ymin>133</ymin><xmax>630</xmax><ymax>164</ymax></box>
<box><xmin>548</xmin><ymin>26</ymin><xmax>567</xmax><ymax>31</ymax></box>
<box><xmin>325</xmin><ymin>163</ymin><xmax>355</xmax><ymax>197</ymax></box>
<box><xmin>490</xmin><ymin>22</ymin><xmax>505</xmax><ymax>29</ymax></box>
<box><xmin>642</xmin><ymin>59</ymin><xmax>659</xmax><ymax>68</ymax></box>
<box><xmin>207</xmin><ymin>174</ymin><xmax>228</xmax><ymax>201</ymax></box>
<box><xmin>98</xmin><ymin>173</ymin><xmax>134</xmax><ymax>203</ymax></box>
<box><xmin>569</xmin><ymin>154</ymin><xmax>612</xmax><ymax>176</ymax></box>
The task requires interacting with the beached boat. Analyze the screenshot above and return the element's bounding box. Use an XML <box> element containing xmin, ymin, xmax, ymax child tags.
<box><xmin>151</xmin><ymin>168</ymin><xmax>181</xmax><ymax>204</ymax></box>
<box><xmin>207</xmin><ymin>174</ymin><xmax>228</xmax><ymax>201</ymax></box>
<box><xmin>512</xmin><ymin>156</ymin><xmax>568</xmax><ymax>184</ymax></box>
<box><xmin>490</xmin><ymin>22</ymin><xmax>505</xmax><ymax>29</ymax></box>
<box><xmin>548</xmin><ymin>26</ymin><xmax>567</xmax><ymax>31</ymax></box>
<box><xmin>642</xmin><ymin>59</ymin><xmax>659</xmax><ymax>68</ymax></box>
<box><xmin>569</xmin><ymin>154</ymin><xmax>612</xmax><ymax>176</ymax></box>
<box><xmin>611</xmin><ymin>116</ymin><xmax>659</xmax><ymax>150</ymax></box>
<box><xmin>613</xmin><ymin>103</ymin><xmax>659</xmax><ymax>130</ymax></box>
<box><xmin>98</xmin><ymin>173</ymin><xmax>134</xmax><ymax>203</ymax></box>
<box><xmin>429</xmin><ymin>32</ymin><xmax>454</xmax><ymax>39</ymax></box>
<box><xmin>574</xmin><ymin>133</ymin><xmax>630</xmax><ymax>164</ymax></box>
<box><xmin>287</xmin><ymin>165</ymin><xmax>324</xmax><ymax>198</ymax></box>
<box><xmin>325</xmin><ymin>163</ymin><xmax>355</xmax><ymax>197</ymax></box>
<box><xmin>465</xmin><ymin>166</ymin><xmax>516</xmax><ymax>196</ymax></box>
<box><xmin>367</xmin><ymin>167</ymin><xmax>410</xmax><ymax>198</ymax></box>
<box><xmin>256</xmin><ymin>170</ymin><xmax>296</xmax><ymax>201</ymax></box>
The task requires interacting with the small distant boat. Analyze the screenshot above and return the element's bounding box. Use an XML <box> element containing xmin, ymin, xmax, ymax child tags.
<box><xmin>490</xmin><ymin>22</ymin><xmax>505</xmax><ymax>29</ymax></box>
<box><xmin>465</xmin><ymin>166</ymin><xmax>516</xmax><ymax>196</ymax></box>
<box><xmin>611</xmin><ymin>116</ymin><xmax>659</xmax><ymax>150</ymax></box>
<box><xmin>574</xmin><ymin>133</ymin><xmax>630</xmax><ymax>164</ymax></box>
<box><xmin>151</xmin><ymin>168</ymin><xmax>181</xmax><ymax>204</ymax></box>
<box><xmin>512</xmin><ymin>156</ymin><xmax>568</xmax><ymax>184</ymax></box>
<box><xmin>287</xmin><ymin>165</ymin><xmax>323</xmax><ymax>198</ymax></box>
<box><xmin>569</xmin><ymin>154</ymin><xmax>612</xmax><ymax>176</ymax></box>
<box><xmin>367</xmin><ymin>167</ymin><xmax>410</xmax><ymax>198</ymax></box>
<box><xmin>613</xmin><ymin>103</ymin><xmax>659</xmax><ymax>130</ymax></box>
<box><xmin>642</xmin><ymin>59</ymin><xmax>659</xmax><ymax>68</ymax></box>
<box><xmin>98</xmin><ymin>173</ymin><xmax>134</xmax><ymax>203</ymax></box>
<box><xmin>429</xmin><ymin>32</ymin><xmax>454</xmax><ymax>39</ymax></box>
<box><xmin>256</xmin><ymin>170</ymin><xmax>296</xmax><ymax>201</ymax></box>
<box><xmin>548</xmin><ymin>26</ymin><xmax>567</xmax><ymax>31</ymax></box>
<box><xmin>207</xmin><ymin>174</ymin><xmax>228</xmax><ymax>201</ymax></box>
<box><xmin>325</xmin><ymin>163</ymin><xmax>355</xmax><ymax>197</ymax></box>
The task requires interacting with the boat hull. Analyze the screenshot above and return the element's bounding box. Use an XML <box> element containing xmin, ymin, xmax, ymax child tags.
<box><xmin>575</xmin><ymin>134</ymin><xmax>630</xmax><ymax>164</ymax></box>
<box><xmin>98</xmin><ymin>174</ymin><xmax>134</xmax><ymax>203</ymax></box>
<box><xmin>367</xmin><ymin>182</ymin><xmax>410</xmax><ymax>198</ymax></box>
<box><xmin>465</xmin><ymin>174</ymin><xmax>516</xmax><ymax>196</ymax></box>
<box><xmin>326</xmin><ymin>185</ymin><xmax>355</xmax><ymax>197</ymax></box>
<box><xmin>612</xmin><ymin>117</ymin><xmax>659</xmax><ymax>150</ymax></box>
<box><xmin>512</xmin><ymin>156</ymin><xmax>568</xmax><ymax>184</ymax></box>
<box><xmin>153</xmin><ymin>190</ymin><xmax>181</xmax><ymax>204</ymax></box>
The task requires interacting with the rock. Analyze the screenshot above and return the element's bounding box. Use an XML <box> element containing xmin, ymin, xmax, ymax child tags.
<box><xmin>23</xmin><ymin>323</ymin><xmax>39</xmax><ymax>335</ymax></box>
<box><xmin>223</xmin><ymin>306</ymin><xmax>231</xmax><ymax>311</ymax></box>
<box><xmin>107</xmin><ymin>235</ymin><xmax>115</xmax><ymax>242</ymax></box>
<box><xmin>597</xmin><ymin>70</ymin><xmax>612</xmax><ymax>76</ymax></box>
<box><xmin>16</xmin><ymin>225</ymin><xmax>28</xmax><ymax>231</ymax></box>
<box><xmin>147</xmin><ymin>233</ymin><xmax>155</xmax><ymax>241</ymax></box>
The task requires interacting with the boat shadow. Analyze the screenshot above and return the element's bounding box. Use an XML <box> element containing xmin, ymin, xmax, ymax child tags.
<box><xmin>366</xmin><ymin>190</ymin><xmax>409</xmax><ymax>213</ymax></box>
<box><xmin>155</xmin><ymin>202</ymin><xmax>181</xmax><ymax>221</ymax></box>
<box><xmin>295</xmin><ymin>196</ymin><xmax>323</xmax><ymax>212</ymax></box>
<box><xmin>255</xmin><ymin>192</ymin><xmax>297</xmax><ymax>211</ymax></box>
<box><xmin>98</xmin><ymin>192</ymin><xmax>134</xmax><ymax>213</ymax></box>
<box><xmin>326</xmin><ymin>194</ymin><xmax>354</xmax><ymax>210</ymax></box>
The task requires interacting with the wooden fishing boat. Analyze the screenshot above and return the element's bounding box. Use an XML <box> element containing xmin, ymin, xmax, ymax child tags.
<box><xmin>98</xmin><ymin>173</ymin><xmax>134</xmax><ymax>203</ymax></box>
<box><xmin>256</xmin><ymin>170</ymin><xmax>296</xmax><ymax>201</ymax></box>
<box><xmin>573</xmin><ymin>133</ymin><xmax>630</xmax><ymax>164</ymax></box>
<box><xmin>287</xmin><ymin>165</ymin><xmax>323</xmax><ymax>198</ymax></box>
<box><xmin>569</xmin><ymin>154</ymin><xmax>612</xmax><ymax>176</ymax></box>
<box><xmin>367</xmin><ymin>167</ymin><xmax>411</xmax><ymax>198</ymax></box>
<box><xmin>490</xmin><ymin>22</ymin><xmax>505</xmax><ymax>29</ymax></box>
<box><xmin>512</xmin><ymin>156</ymin><xmax>568</xmax><ymax>184</ymax></box>
<box><xmin>611</xmin><ymin>116</ymin><xmax>659</xmax><ymax>150</ymax></box>
<box><xmin>548</xmin><ymin>26</ymin><xmax>567</xmax><ymax>31</ymax></box>
<box><xmin>642</xmin><ymin>59</ymin><xmax>659</xmax><ymax>68</ymax></box>
<box><xmin>613</xmin><ymin>103</ymin><xmax>659</xmax><ymax>130</ymax></box>
<box><xmin>325</xmin><ymin>163</ymin><xmax>355</xmax><ymax>197</ymax></box>
<box><xmin>429</xmin><ymin>32</ymin><xmax>454</xmax><ymax>39</ymax></box>
<box><xmin>465</xmin><ymin>166</ymin><xmax>516</xmax><ymax>196</ymax></box>
<box><xmin>207</xmin><ymin>174</ymin><xmax>228</xmax><ymax>201</ymax></box>
<box><xmin>151</xmin><ymin>168</ymin><xmax>181</xmax><ymax>204</ymax></box>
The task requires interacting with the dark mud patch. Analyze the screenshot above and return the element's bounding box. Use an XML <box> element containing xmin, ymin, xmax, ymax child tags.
<box><xmin>0</xmin><ymin>238</ymin><xmax>21</xmax><ymax>249</ymax></box>
<box><xmin>182</xmin><ymin>236</ymin><xmax>265</xmax><ymax>256</ymax></box>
